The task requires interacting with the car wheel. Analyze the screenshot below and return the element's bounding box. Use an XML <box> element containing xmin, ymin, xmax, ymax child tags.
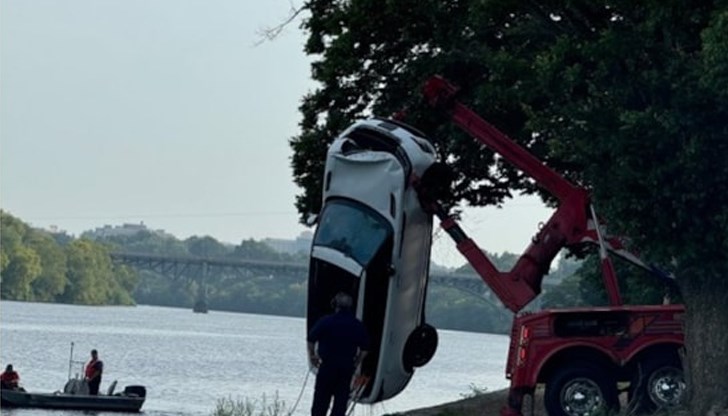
<box><xmin>417</xmin><ymin>163</ymin><xmax>454</xmax><ymax>205</ymax></box>
<box><xmin>544</xmin><ymin>363</ymin><xmax>618</xmax><ymax>416</ymax></box>
<box><xmin>403</xmin><ymin>324</ymin><xmax>438</xmax><ymax>371</ymax></box>
<box><xmin>629</xmin><ymin>358</ymin><xmax>686</xmax><ymax>413</ymax></box>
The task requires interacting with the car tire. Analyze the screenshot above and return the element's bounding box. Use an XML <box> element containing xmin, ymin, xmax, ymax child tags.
<box><xmin>544</xmin><ymin>362</ymin><xmax>618</xmax><ymax>416</ymax></box>
<box><xmin>629</xmin><ymin>357</ymin><xmax>686</xmax><ymax>413</ymax></box>
<box><xmin>417</xmin><ymin>163</ymin><xmax>454</xmax><ymax>205</ymax></box>
<box><xmin>403</xmin><ymin>324</ymin><xmax>438</xmax><ymax>371</ymax></box>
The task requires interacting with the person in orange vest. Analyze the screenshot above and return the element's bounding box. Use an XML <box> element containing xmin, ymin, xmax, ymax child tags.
<box><xmin>84</xmin><ymin>349</ymin><xmax>104</xmax><ymax>395</ymax></box>
<box><xmin>0</xmin><ymin>364</ymin><xmax>21</xmax><ymax>390</ymax></box>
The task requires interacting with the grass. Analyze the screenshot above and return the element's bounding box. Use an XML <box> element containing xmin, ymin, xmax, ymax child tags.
<box><xmin>212</xmin><ymin>389</ymin><xmax>722</xmax><ymax>416</ymax></box>
<box><xmin>212</xmin><ymin>392</ymin><xmax>287</xmax><ymax>416</ymax></box>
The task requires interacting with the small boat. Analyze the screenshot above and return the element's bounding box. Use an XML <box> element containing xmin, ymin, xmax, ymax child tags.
<box><xmin>1</xmin><ymin>342</ymin><xmax>146</xmax><ymax>412</ymax></box>
<box><xmin>0</xmin><ymin>383</ymin><xmax>146</xmax><ymax>412</ymax></box>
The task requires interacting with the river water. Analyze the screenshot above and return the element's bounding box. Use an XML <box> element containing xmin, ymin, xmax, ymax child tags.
<box><xmin>0</xmin><ymin>301</ymin><xmax>510</xmax><ymax>416</ymax></box>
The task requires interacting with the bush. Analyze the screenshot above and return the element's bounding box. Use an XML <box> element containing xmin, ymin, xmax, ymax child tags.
<box><xmin>212</xmin><ymin>392</ymin><xmax>286</xmax><ymax>416</ymax></box>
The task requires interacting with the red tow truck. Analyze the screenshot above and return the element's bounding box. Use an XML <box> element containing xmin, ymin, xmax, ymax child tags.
<box><xmin>414</xmin><ymin>77</ymin><xmax>687</xmax><ymax>416</ymax></box>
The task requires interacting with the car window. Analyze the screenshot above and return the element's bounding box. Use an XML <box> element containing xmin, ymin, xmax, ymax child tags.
<box><xmin>314</xmin><ymin>199</ymin><xmax>393</xmax><ymax>267</ymax></box>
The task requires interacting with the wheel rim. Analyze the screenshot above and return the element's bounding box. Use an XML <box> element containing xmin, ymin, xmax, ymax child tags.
<box><xmin>560</xmin><ymin>377</ymin><xmax>604</xmax><ymax>416</ymax></box>
<box><xmin>647</xmin><ymin>367</ymin><xmax>686</xmax><ymax>408</ymax></box>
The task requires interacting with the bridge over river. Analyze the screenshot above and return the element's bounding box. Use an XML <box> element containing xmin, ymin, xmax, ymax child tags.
<box><xmin>110</xmin><ymin>252</ymin><xmax>516</xmax><ymax>313</ymax></box>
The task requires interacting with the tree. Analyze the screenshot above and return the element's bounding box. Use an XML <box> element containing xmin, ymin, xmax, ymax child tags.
<box><xmin>0</xmin><ymin>212</ymin><xmax>139</xmax><ymax>304</ymax></box>
<box><xmin>230</xmin><ymin>239</ymin><xmax>283</xmax><ymax>261</ymax></box>
<box><xmin>0</xmin><ymin>250</ymin><xmax>9</xmax><ymax>272</ymax></box>
<box><xmin>185</xmin><ymin>236</ymin><xmax>230</xmax><ymax>258</ymax></box>
<box><xmin>26</xmin><ymin>231</ymin><xmax>68</xmax><ymax>301</ymax></box>
<box><xmin>87</xmin><ymin>229</ymin><xmax>188</xmax><ymax>256</ymax></box>
<box><xmin>63</xmin><ymin>239</ymin><xmax>114</xmax><ymax>305</ymax></box>
<box><xmin>291</xmin><ymin>1</ymin><xmax>728</xmax><ymax>413</ymax></box>
<box><xmin>540</xmin><ymin>274</ymin><xmax>584</xmax><ymax>308</ymax></box>
<box><xmin>1</xmin><ymin>246</ymin><xmax>42</xmax><ymax>300</ymax></box>
<box><xmin>426</xmin><ymin>286</ymin><xmax>511</xmax><ymax>333</ymax></box>
<box><xmin>455</xmin><ymin>251</ymin><xmax>519</xmax><ymax>274</ymax></box>
<box><xmin>0</xmin><ymin>211</ymin><xmax>25</xmax><ymax>250</ymax></box>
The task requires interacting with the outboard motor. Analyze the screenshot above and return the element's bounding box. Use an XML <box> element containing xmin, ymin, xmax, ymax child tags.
<box><xmin>123</xmin><ymin>385</ymin><xmax>146</xmax><ymax>398</ymax></box>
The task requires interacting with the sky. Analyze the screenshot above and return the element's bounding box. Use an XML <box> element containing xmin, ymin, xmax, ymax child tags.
<box><xmin>0</xmin><ymin>0</ymin><xmax>552</xmax><ymax>268</ymax></box>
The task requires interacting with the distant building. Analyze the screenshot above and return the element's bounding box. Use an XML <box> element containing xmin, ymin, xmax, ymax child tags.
<box><xmin>45</xmin><ymin>225</ymin><xmax>74</xmax><ymax>245</ymax></box>
<box><xmin>83</xmin><ymin>222</ymin><xmax>172</xmax><ymax>239</ymax></box>
<box><xmin>263</xmin><ymin>231</ymin><xmax>313</xmax><ymax>255</ymax></box>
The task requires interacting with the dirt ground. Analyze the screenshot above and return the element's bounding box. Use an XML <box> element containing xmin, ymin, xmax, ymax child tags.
<box><xmin>395</xmin><ymin>389</ymin><xmax>707</xmax><ymax>416</ymax></box>
<box><xmin>396</xmin><ymin>388</ymin><xmax>548</xmax><ymax>416</ymax></box>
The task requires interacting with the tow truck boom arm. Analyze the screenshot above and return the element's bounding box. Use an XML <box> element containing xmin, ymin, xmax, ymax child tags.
<box><xmin>420</xmin><ymin>76</ymin><xmax>627</xmax><ymax>312</ymax></box>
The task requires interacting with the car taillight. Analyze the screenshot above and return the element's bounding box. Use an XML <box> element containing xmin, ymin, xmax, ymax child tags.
<box><xmin>516</xmin><ymin>325</ymin><xmax>530</xmax><ymax>367</ymax></box>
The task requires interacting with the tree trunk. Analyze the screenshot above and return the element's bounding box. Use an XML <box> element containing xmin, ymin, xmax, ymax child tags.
<box><xmin>680</xmin><ymin>272</ymin><xmax>728</xmax><ymax>416</ymax></box>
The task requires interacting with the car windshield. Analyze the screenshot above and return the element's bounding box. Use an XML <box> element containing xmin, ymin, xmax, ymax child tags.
<box><xmin>314</xmin><ymin>199</ymin><xmax>393</xmax><ymax>267</ymax></box>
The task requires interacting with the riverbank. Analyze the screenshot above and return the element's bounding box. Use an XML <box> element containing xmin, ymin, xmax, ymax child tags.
<box><xmin>396</xmin><ymin>388</ymin><xmax>547</xmax><ymax>416</ymax></box>
<box><xmin>396</xmin><ymin>389</ymin><xmax>709</xmax><ymax>416</ymax></box>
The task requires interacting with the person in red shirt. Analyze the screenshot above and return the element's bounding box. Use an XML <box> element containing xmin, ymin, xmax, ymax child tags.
<box><xmin>84</xmin><ymin>350</ymin><xmax>104</xmax><ymax>395</ymax></box>
<box><xmin>0</xmin><ymin>364</ymin><xmax>21</xmax><ymax>390</ymax></box>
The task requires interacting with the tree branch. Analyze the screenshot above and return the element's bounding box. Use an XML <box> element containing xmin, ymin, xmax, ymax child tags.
<box><xmin>254</xmin><ymin>1</ymin><xmax>306</xmax><ymax>46</ymax></box>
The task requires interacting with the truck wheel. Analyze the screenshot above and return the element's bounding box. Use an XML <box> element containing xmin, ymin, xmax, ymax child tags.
<box><xmin>403</xmin><ymin>324</ymin><xmax>438</xmax><ymax>371</ymax></box>
<box><xmin>544</xmin><ymin>363</ymin><xmax>618</xmax><ymax>416</ymax></box>
<box><xmin>629</xmin><ymin>358</ymin><xmax>686</xmax><ymax>413</ymax></box>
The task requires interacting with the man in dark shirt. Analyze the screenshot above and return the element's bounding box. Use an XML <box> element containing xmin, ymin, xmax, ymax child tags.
<box><xmin>307</xmin><ymin>292</ymin><xmax>369</xmax><ymax>416</ymax></box>
<box><xmin>84</xmin><ymin>349</ymin><xmax>104</xmax><ymax>395</ymax></box>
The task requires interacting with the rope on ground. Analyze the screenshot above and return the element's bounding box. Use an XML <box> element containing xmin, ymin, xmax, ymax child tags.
<box><xmin>346</xmin><ymin>389</ymin><xmax>361</xmax><ymax>416</ymax></box>
<box><xmin>286</xmin><ymin>368</ymin><xmax>312</xmax><ymax>416</ymax></box>
<box><xmin>346</xmin><ymin>376</ymin><xmax>369</xmax><ymax>416</ymax></box>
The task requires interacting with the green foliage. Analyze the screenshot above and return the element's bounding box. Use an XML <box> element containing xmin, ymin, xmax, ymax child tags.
<box><xmin>291</xmin><ymin>0</ymin><xmax>728</xmax><ymax>281</ymax></box>
<box><xmin>426</xmin><ymin>286</ymin><xmax>511</xmax><ymax>334</ymax></box>
<box><xmin>1</xmin><ymin>245</ymin><xmax>42</xmax><ymax>300</ymax></box>
<box><xmin>230</xmin><ymin>239</ymin><xmax>307</xmax><ymax>263</ymax></box>
<box><xmin>186</xmin><ymin>236</ymin><xmax>229</xmax><ymax>258</ymax></box>
<box><xmin>550</xmin><ymin>254</ymin><xmax>679</xmax><ymax>308</ymax></box>
<box><xmin>1</xmin><ymin>211</ymin><xmax>25</xmax><ymax>249</ymax></box>
<box><xmin>541</xmin><ymin>274</ymin><xmax>586</xmax><ymax>308</ymax></box>
<box><xmin>0</xmin><ymin>211</ymin><xmax>137</xmax><ymax>305</ymax></box>
<box><xmin>211</xmin><ymin>393</ymin><xmax>286</xmax><ymax>416</ymax></box>
<box><xmin>0</xmin><ymin>250</ymin><xmax>9</xmax><ymax>272</ymax></box>
<box><xmin>133</xmin><ymin>270</ymin><xmax>195</xmax><ymax>307</ymax></box>
<box><xmin>62</xmin><ymin>239</ymin><xmax>115</xmax><ymax>304</ymax></box>
<box><xmin>541</xmin><ymin>254</ymin><xmax>587</xmax><ymax>308</ymax></box>
<box><xmin>455</xmin><ymin>251</ymin><xmax>518</xmax><ymax>274</ymax></box>
<box><xmin>85</xmin><ymin>229</ymin><xmax>187</xmax><ymax>256</ymax></box>
<box><xmin>231</xmin><ymin>239</ymin><xmax>281</xmax><ymax>260</ymax></box>
<box><xmin>26</xmin><ymin>231</ymin><xmax>68</xmax><ymax>301</ymax></box>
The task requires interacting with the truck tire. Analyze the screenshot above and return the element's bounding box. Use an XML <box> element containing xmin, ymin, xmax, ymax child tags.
<box><xmin>402</xmin><ymin>324</ymin><xmax>438</xmax><ymax>371</ymax></box>
<box><xmin>544</xmin><ymin>363</ymin><xmax>619</xmax><ymax>416</ymax></box>
<box><xmin>629</xmin><ymin>357</ymin><xmax>686</xmax><ymax>413</ymax></box>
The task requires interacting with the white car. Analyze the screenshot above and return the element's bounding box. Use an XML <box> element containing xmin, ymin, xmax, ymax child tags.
<box><xmin>306</xmin><ymin>118</ymin><xmax>440</xmax><ymax>403</ymax></box>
